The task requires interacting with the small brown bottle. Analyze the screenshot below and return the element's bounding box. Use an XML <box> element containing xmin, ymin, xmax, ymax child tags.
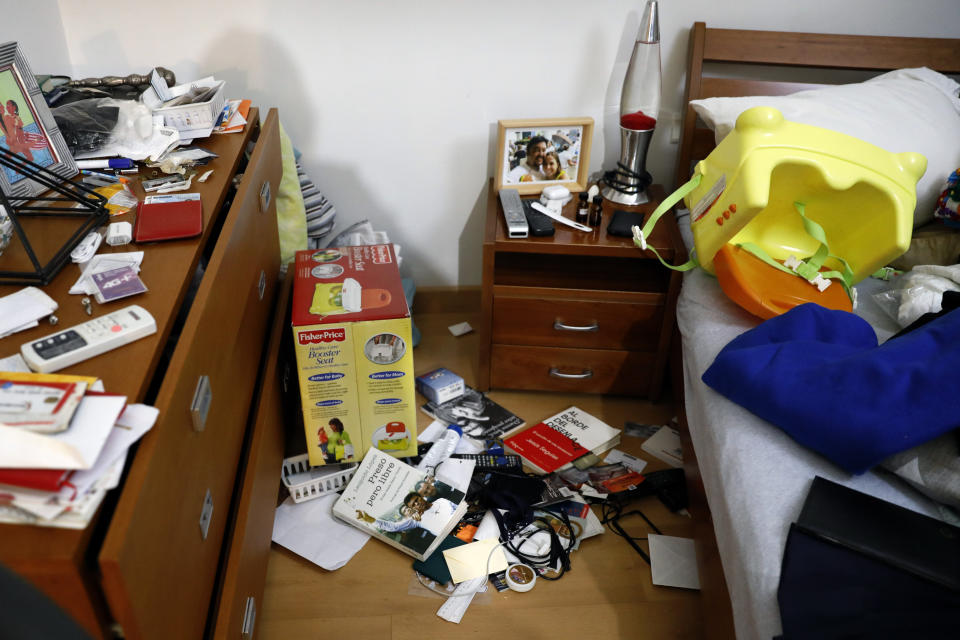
<box><xmin>590</xmin><ymin>194</ymin><xmax>603</xmax><ymax>228</ymax></box>
<box><xmin>576</xmin><ymin>192</ymin><xmax>589</xmax><ymax>225</ymax></box>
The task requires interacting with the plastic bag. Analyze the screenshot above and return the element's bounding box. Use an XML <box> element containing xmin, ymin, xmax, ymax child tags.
<box><xmin>51</xmin><ymin>98</ymin><xmax>153</xmax><ymax>157</ymax></box>
<box><xmin>51</xmin><ymin>98</ymin><xmax>119</xmax><ymax>155</ymax></box>
<box><xmin>872</xmin><ymin>265</ymin><xmax>960</xmax><ymax>327</ymax></box>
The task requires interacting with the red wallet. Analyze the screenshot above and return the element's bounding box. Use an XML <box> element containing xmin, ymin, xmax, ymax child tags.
<box><xmin>133</xmin><ymin>198</ymin><xmax>203</xmax><ymax>242</ymax></box>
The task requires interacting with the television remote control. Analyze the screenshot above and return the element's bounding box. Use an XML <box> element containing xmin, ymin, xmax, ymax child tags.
<box><xmin>21</xmin><ymin>305</ymin><xmax>157</xmax><ymax>373</ymax></box>
<box><xmin>451</xmin><ymin>453</ymin><xmax>523</xmax><ymax>471</ymax></box>
<box><xmin>498</xmin><ymin>189</ymin><xmax>529</xmax><ymax>238</ymax></box>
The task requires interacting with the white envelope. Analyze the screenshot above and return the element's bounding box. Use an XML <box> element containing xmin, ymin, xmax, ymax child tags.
<box><xmin>0</xmin><ymin>394</ymin><xmax>127</xmax><ymax>469</ymax></box>
<box><xmin>648</xmin><ymin>534</ymin><xmax>700</xmax><ymax>590</ymax></box>
<box><xmin>442</xmin><ymin>537</ymin><xmax>509</xmax><ymax>584</ymax></box>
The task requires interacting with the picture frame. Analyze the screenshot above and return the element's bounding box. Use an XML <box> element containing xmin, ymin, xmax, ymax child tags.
<box><xmin>0</xmin><ymin>41</ymin><xmax>77</xmax><ymax>200</ymax></box>
<box><xmin>495</xmin><ymin>117</ymin><xmax>593</xmax><ymax>195</ymax></box>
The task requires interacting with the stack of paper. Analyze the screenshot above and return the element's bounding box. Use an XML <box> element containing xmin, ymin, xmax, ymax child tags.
<box><xmin>0</xmin><ymin>382</ymin><xmax>159</xmax><ymax>528</ymax></box>
<box><xmin>214</xmin><ymin>99</ymin><xmax>251</xmax><ymax>135</ymax></box>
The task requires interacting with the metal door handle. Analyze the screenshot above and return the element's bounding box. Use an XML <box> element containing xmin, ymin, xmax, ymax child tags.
<box><xmin>553</xmin><ymin>319</ymin><xmax>599</xmax><ymax>332</ymax></box>
<box><xmin>549</xmin><ymin>368</ymin><xmax>594</xmax><ymax>379</ymax></box>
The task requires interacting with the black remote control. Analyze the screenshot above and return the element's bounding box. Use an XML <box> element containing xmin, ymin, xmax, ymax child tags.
<box><xmin>522</xmin><ymin>200</ymin><xmax>556</xmax><ymax>236</ymax></box>
<box><xmin>451</xmin><ymin>453</ymin><xmax>523</xmax><ymax>471</ymax></box>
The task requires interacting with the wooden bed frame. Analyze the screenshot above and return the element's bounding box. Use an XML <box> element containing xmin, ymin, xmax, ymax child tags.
<box><xmin>672</xmin><ymin>23</ymin><xmax>960</xmax><ymax>638</ymax></box>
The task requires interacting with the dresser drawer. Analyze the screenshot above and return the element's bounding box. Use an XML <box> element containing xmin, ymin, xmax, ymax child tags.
<box><xmin>99</xmin><ymin>110</ymin><xmax>282</xmax><ymax>640</ymax></box>
<box><xmin>492</xmin><ymin>293</ymin><xmax>663</xmax><ymax>350</ymax></box>
<box><xmin>490</xmin><ymin>344</ymin><xmax>654</xmax><ymax>395</ymax></box>
<box><xmin>211</xmin><ymin>270</ymin><xmax>291</xmax><ymax>640</ymax></box>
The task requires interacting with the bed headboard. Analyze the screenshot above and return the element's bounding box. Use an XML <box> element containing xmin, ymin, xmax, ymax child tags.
<box><xmin>676</xmin><ymin>22</ymin><xmax>960</xmax><ymax>185</ymax></box>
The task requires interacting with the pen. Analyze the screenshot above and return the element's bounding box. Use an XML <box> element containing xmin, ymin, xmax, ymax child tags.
<box><xmin>76</xmin><ymin>158</ymin><xmax>135</xmax><ymax>170</ymax></box>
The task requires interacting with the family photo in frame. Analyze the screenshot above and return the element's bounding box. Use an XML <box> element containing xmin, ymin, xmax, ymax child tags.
<box><xmin>495</xmin><ymin>117</ymin><xmax>593</xmax><ymax>195</ymax></box>
<box><xmin>0</xmin><ymin>41</ymin><xmax>76</xmax><ymax>201</ymax></box>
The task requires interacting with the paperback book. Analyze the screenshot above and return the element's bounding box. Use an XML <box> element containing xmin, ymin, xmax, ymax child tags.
<box><xmin>420</xmin><ymin>385</ymin><xmax>523</xmax><ymax>440</ymax></box>
<box><xmin>333</xmin><ymin>447</ymin><xmax>468</xmax><ymax>561</ymax></box>
<box><xmin>503</xmin><ymin>406</ymin><xmax>621</xmax><ymax>475</ymax></box>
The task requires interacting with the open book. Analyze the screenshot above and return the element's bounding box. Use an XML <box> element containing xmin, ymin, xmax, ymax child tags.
<box><xmin>333</xmin><ymin>447</ymin><xmax>468</xmax><ymax>561</ymax></box>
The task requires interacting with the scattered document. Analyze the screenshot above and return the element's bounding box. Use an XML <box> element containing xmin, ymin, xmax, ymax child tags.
<box><xmin>442</xmin><ymin>537</ymin><xmax>509</xmax><ymax>584</ymax></box>
<box><xmin>272</xmin><ymin>493</ymin><xmax>370</xmax><ymax>570</ymax></box>
<box><xmin>641</xmin><ymin>425</ymin><xmax>683</xmax><ymax>467</ymax></box>
<box><xmin>648</xmin><ymin>534</ymin><xmax>700</xmax><ymax>590</ymax></box>
<box><xmin>448</xmin><ymin>322</ymin><xmax>473</xmax><ymax>337</ymax></box>
<box><xmin>0</xmin><ymin>393</ymin><xmax>126</xmax><ymax>469</ymax></box>
<box><xmin>58</xmin><ymin>404</ymin><xmax>158</xmax><ymax>499</ymax></box>
<box><xmin>0</xmin><ymin>287</ymin><xmax>57</xmax><ymax>338</ymax></box>
<box><xmin>70</xmin><ymin>252</ymin><xmax>145</xmax><ymax>295</ymax></box>
<box><xmin>604</xmin><ymin>449</ymin><xmax>648</xmax><ymax>474</ymax></box>
<box><xmin>0</xmin><ymin>354</ymin><xmax>31</xmax><ymax>372</ymax></box>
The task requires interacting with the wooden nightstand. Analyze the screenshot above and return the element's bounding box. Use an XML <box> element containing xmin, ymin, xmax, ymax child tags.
<box><xmin>478</xmin><ymin>182</ymin><xmax>685</xmax><ymax>398</ymax></box>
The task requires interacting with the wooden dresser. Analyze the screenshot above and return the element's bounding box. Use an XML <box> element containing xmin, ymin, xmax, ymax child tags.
<box><xmin>0</xmin><ymin>108</ymin><xmax>290</xmax><ymax>639</ymax></box>
<box><xmin>478</xmin><ymin>182</ymin><xmax>684</xmax><ymax>398</ymax></box>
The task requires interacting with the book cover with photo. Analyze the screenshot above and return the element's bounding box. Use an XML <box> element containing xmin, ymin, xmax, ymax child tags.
<box><xmin>333</xmin><ymin>447</ymin><xmax>468</xmax><ymax>561</ymax></box>
<box><xmin>420</xmin><ymin>385</ymin><xmax>524</xmax><ymax>440</ymax></box>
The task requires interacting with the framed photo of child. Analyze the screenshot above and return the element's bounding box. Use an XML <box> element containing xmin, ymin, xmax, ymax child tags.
<box><xmin>0</xmin><ymin>41</ymin><xmax>77</xmax><ymax>200</ymax></box>
<box><xmin>495</xmin><ymin>117</ymin><xmax>593</xmax><ymax>195</ymax></box>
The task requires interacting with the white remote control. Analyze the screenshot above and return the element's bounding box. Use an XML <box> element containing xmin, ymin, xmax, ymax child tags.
<box><xmin>20</xmin><ymin>305</ymin><xmax>157</xmax><ymax>373</ymax></box>
<box><xmin>498</xmin><ymin>189</ymin><xmax>529</xmax><ymax>238</ymax></box>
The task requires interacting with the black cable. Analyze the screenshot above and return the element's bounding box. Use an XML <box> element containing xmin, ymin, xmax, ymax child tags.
<box><xmin>601</xmin><ymin>162</ymin><xmax>653</xmax><ymax>196</ymax></box>
<box><xmin>594</xmin><ymin>494</ymin><xmax>662</xmax><ymax>564</ymax></box>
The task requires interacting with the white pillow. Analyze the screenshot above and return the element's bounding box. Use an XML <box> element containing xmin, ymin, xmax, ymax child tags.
<box><xmin>690</xmin><ymin>68</ymin><xmax>960</xmax><ymax>227</ymax></box>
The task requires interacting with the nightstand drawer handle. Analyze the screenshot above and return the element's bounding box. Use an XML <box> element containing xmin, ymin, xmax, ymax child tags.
<box><xmin>553</xmin><ymin>320</ymin><xmax>599</xmax><ymax>332</ymax></box>
<box><xmin>549</xmin><ymin>368</ymin><xmax>593</xmax><ymax>379</ymax></box>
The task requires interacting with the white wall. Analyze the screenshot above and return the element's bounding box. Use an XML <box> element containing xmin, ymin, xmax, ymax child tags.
<box><xmin>54</xmin><ymin>0</ymin><xmax>960</xmax><ymax>286</ymax></box>
<box><xmin>1</xmin><ymin>1</ymin><xmax>70</xmax><ymax>77</ymax></box>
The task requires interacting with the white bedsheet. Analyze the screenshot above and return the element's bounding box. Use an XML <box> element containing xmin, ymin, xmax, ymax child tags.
<box><xmin>675</xmin><ymin>212</ymin><xmax>943</xmax><ymax>640</ymax></box>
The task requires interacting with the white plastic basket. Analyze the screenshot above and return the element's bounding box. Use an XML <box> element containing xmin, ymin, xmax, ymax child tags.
<box><xmin>281</xmin><ymin>455</ymin><xmax>357</xmax><ymax>503</ymax></box>
<box><xmin>141</xmin><ymin>80</ymin><xmax>226</xmax><ymax>134</ymax></box>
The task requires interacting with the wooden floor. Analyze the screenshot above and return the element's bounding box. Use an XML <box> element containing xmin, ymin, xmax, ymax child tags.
<box><xmin>258</xmin><ymin>308</ymin><xmax>715</xmax><ymax>639</ymax></box>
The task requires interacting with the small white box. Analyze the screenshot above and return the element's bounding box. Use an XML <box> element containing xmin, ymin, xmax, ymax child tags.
<box><xmin>415</xmin><ymin>368</ymin><xmax>465</xmax><ymax>404</ymax></box>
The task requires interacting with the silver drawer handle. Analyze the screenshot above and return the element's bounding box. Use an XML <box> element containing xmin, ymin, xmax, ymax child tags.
<box><xmin>549</xmin><ymin>368</ymin><xmax>594</xmax><ymax>379</ymax></box>
<box><xmin>190</xmin><ymin>375</ymin><xmax>212</xmax><ymax>432</ymax></box>
<box><xmin>553</xmin><ymin>319</ymin><xmax>599</xmax><ymax>332</ymax></box>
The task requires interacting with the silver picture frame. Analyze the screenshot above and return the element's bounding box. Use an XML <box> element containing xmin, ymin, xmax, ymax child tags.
<box><xmin>0</xmin><ymin>41</ymin><xmax>77</xmax><ymax>200</ymax></box>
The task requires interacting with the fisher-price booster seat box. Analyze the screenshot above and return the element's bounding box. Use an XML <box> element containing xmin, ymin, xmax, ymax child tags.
<box><xmin>291</xmin><ymin>245</ymin><xmax>417</xmax><ymax>466</ymax></box>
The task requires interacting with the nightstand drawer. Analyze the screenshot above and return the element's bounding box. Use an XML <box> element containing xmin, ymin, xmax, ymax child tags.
<box><xmin>490</xmin><ymin>344</ymin><xmax>654</xmax><ymax>395</ymax></box>
<box><xmin>492</xmin><ymin>294</ymin><xmax>663</xmax><ymax>350</ymax></box>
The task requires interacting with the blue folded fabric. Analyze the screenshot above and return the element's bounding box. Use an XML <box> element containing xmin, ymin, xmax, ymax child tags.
<box><xmin>702</xmin><ymin>303</ymin><xmax>960</xmax><ymax>474</ymax></box>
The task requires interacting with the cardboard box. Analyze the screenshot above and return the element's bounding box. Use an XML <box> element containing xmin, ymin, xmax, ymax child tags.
<box><xmin>291</xmin><ymin>245</ymin><xmax>417</xmax><ymax>466</ymax></box>
<box><xmin>415</xmin><ymin>368</ymin><xmax>465</xmax><ymax>404</ymax></box>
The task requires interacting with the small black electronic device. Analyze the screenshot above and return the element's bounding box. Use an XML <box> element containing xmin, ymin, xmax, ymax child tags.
<box><xmin>522</xmin><ymin>200</ymin><xmax>555</xmax><ymax>236</ymax></box>
<box><xmin>606</xmin><ymin>209</ymin><xmax>646</xmax><ymax>237</ymax></box>
<box><xmin>451</xmin><ymin>453</ymin><xmax>523</xmax><ymax>471</ymax></box>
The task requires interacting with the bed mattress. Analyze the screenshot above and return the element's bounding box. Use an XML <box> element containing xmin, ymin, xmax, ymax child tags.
<box><xmin>675</xmin><ymin>211</ymin><xmax>943</xmax><ymax>640</ymax></box>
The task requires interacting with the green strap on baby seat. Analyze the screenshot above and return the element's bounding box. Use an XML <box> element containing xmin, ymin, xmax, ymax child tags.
<box><xmin>632</xmin><ymin>182</ymin><xmax>859</xmax><ymax>303</ymax></box>
<box><xmin>738</xmin><ymin>202</ymin><xmax>856</xmax><ymax>302</ymax></box>
<box><xmin>630</xmin><ymin>174</ymin><xmax>702</xmax><ymax>271</ymax></box>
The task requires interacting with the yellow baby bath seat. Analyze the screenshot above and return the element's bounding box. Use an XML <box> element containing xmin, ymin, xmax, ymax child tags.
<box><xmin>635</xmin><ymin>106</ymin><xmax>926</xmax><ymax>318</ymax></box>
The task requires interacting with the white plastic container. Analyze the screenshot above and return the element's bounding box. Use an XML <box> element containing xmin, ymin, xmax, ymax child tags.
<box><xmin>281</xmin><ymin>455</ymin><xmax>357</xmax><ymax>503</ymax></box>
<box><xmin>141</xmin><ymin>79</ymin><xmax>226</xmax><ymax>134</ymax></box>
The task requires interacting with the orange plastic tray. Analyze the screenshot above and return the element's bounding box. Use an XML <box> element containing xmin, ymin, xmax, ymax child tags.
<box><xmin>713</xmin><ymin>244</ymin><xmax>852</xmax><ymax>320</ymax></box>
